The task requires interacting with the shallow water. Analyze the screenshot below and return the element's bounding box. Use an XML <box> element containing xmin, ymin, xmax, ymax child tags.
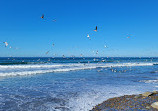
<box><xmin>0</xmin><ymin>57</ymin><xmax>158</xmax><ymax>111</ymax></box>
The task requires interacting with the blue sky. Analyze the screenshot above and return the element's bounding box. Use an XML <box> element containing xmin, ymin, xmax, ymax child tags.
<box><xmin>0</xmin><ymin>0</ymin><xmax>158</xmax><ymax>57</ymax></box>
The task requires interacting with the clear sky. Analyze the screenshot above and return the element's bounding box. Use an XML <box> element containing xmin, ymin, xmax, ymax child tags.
<box><xmin>0</xmin><ymin>0</ymin><xmax>158</xmax><ymax>57</ymax></box>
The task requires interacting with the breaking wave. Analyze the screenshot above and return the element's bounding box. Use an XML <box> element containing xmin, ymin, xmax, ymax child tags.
<box><xmin>0</xmin><ymin>62</ymin><xmax>156</xmax><ymax>77</ymax></box>
<box><xmin>140</xmin><ymin>80</ymin><xmax>158</xmax><ymax>84</ymax></box>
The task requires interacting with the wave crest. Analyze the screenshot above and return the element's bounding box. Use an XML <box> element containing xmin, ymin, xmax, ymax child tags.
<box><xmin>0</xmin><ymin>62</ymin><xmax>156</xmax><ymax>77</ymax></box>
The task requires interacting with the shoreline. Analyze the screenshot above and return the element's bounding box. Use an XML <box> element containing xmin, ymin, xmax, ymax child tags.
<box><xmin>90</xmin><ymin>91</ymin><xmax>158</xmax><ymax>111</ymax></box>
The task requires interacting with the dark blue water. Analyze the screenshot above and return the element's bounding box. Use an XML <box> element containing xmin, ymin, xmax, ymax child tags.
<box><xmin>0</xmin><ymin>57</ymin><xmax>158</xmax><ymax>111</ymax></box>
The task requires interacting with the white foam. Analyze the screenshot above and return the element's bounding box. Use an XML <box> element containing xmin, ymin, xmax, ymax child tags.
<box><xmin>0</xmin><ymin>62</ymin><xmax>156</xmax><ymax>77</ymax></box>
<box><xmin>0</xmin><ymin>64</ymin><xmax>82</xmax><ymax>69</ymax></box>
<box><xmin>140</xmin><ymin>80</ymin><xmax>158</xmax><ymax>83</ymax></box>
<box><xmin>67</xmin><ymin>85</ymin><xmax>148</xmax><ymax>111</ymax></box>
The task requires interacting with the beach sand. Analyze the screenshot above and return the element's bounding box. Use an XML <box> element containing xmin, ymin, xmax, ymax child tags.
<box><xmin>91</xmin><ymin>91</ymin><xmax>158</xmax><ymax>111</ymax></box>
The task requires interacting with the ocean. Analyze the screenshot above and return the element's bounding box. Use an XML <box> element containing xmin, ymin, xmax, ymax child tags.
<box><xmin>0</xmin><ymin>57</ymin><xmax>158</xmax><ymax>111</ymax></box>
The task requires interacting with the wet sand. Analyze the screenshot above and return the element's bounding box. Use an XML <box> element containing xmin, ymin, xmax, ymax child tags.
<box><xmin>91</xmin><ymin>91</ymin><xmax>158</xmax><ymax>111</ymax></box>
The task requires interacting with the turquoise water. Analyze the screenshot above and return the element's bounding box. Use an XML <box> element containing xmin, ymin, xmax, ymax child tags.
<box><xmin>0</xmin><ymin>57</ymin><xmax>158</xmax><ymax>111</ymax></box>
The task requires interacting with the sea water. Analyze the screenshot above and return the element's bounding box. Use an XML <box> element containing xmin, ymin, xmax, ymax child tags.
<box><xmin>0</xmin><ymin>57</ymin><xmax>158</xmax><ymax>111</ymax></box>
